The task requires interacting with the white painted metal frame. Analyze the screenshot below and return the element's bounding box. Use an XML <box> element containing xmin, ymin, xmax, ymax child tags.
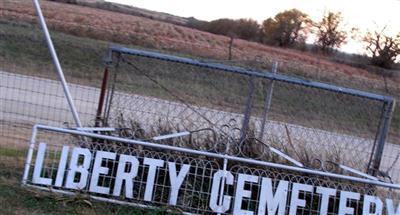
<box><xmin>22</xmin><ymin>124</ymin><xmax>400</xmax><ymax>190</ymax></box>
<box><xmin>32</xmin><ymin>0</ymin><xmax>82</xmax><ymax>127</ymax></box>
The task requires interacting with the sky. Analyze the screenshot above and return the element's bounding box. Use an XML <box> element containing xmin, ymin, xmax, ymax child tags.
<box><xmin>107</xmin><ymin>0</ymin><xmax>400</xmax><ymax>55</ymax></box>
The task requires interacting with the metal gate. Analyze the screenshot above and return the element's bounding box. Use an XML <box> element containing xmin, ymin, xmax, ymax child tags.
<box><xmin>99</xmin><ymin>46</ymin><xmax>397</xmax><ymax>181</ymax></box>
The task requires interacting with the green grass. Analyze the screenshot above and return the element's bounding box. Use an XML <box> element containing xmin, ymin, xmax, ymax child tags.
<box><xmin>0</xmin><ymin>147</ymin><xmax>26</xmax><ymax>158</ymax></box>
<box><xmin>0</xmin><ymin>19</ymin><xmax>398</xmax><ymax>142</ymax></box>
<box><xmin>0</xmin><ymin>20</ymin><xmax>107</xmax><ymax>86</ymax></box>
<box><xmin>1</xmin><ymin>19</ymin><xmax>399</xmax><ymax>215</ymax></box>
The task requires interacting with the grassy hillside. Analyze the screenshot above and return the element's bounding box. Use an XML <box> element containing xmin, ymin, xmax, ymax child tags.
<box><xmin>1</xmin><ymin>0</ymin><xmax>399</xmax><ymax>93</ymax></box>
<box><xmin>72</xmin><ymin>0</ymin><xmax>190</xmax><ymax>26</ymax></box>
<box><xmin>0</xmin><ymin>0</ymin><xmax>398</xmax><ymax>141</ymax></box>
<box><xmin>0</xmin><ymin>20</ymin><xmax>107</xmax><ymax>85</ymax></box>
<box><xmin>0</xmin><ymin>1</ymin><xmax>399</xmax><ymax>213</ymax></box>
<box><xmin>1</xmin><ymin>0</ymin><xmax>399</xmax><ymax>142</ymax></box>
<box><xmin>1</xmin><ymin>19</ymin><xmax>398</xmax><ymax>143</ymax></box>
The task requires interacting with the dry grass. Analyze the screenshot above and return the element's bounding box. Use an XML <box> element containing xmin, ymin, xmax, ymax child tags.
<box><xmin>1</xmin><ymin>0</ymin><xmax>398</xmax><ymax>139</ymax></box>
<box><xmin>111</xmin><ymin>114</ymin><xmax>364</xmax><ymax>174</ymax></box>
<box><xmin>1</xmin><ymin>0</ymin><xmax>399</xmax><ymax>142</ymax></box>
<box><xmin>1</xmin><ymin>0</ymin><xmax>399</xmax><ymax>95</ymax></box>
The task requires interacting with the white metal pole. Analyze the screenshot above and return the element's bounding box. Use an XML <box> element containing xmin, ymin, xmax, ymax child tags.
<box><xmin>32</xmin><ymin>0</ymin><xmax>82</xmax><ymax>127</ymax></box>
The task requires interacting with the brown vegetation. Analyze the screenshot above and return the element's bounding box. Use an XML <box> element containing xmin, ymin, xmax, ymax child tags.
<box><xmin>0</xmin><ymin>0</ymin><xmax>398</xmax><ymax>94</ymax></box>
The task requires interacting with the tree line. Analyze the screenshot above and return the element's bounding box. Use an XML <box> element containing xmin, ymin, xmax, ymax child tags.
<box><xmin>188</xmin><ymin>9</ymin><xmax>400</xmax><ymax>69</ymax></box>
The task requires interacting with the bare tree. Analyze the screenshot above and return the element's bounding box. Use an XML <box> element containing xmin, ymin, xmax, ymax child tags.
<box><xmin>364</xmin><ymin>28</ymin><xmax>400</xmax><ymax>68</ymax></box>
<box><xmin>261</xmin><ymin>9</ymin><xmax>310</xmax><ymax>47</ymax></box>
<box><xmin>315</xmin><ymin>11</ymin><xmax>347</xmax><ymax>53</ymax></box>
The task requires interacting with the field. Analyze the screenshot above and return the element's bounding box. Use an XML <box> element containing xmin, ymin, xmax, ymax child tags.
<box><xmin>1</xmin><ymin>0</ymin><xmax>400</xmax><ymax>213</ymax></box>
<box><xmin>1</xmin><ymin>0</ymin><xmax>399</xmax><ymax>93</ymax></box>
<box><xmin>0</xmin><ymin>16</ymin><xmax>399</xmax><ymax>142</ymax></box>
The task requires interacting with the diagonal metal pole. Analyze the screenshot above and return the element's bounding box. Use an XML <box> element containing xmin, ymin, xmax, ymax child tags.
<box><xmin>32</xmin><ymin>0</ymin><xmax>82</xmax><ymax>127</ymax></box>
<box><xmin>259</xmin><ymin>62</ymin><xmax>278</xmax><ymax>140</ymax></box>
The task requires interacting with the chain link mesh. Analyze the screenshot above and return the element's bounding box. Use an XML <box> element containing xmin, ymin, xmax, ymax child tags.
<box><xmin>102</xmin><ymin>50</ymin><xmax>398</xmax><ymax>184</ymax></box>
<box><xmin>23</xmin><ymin>127</ymin><xmax>400</xmax><ymax>214</ymax></box>
<box><xmin>1</xmin><ymin>28</ymin><xmax>399</xmax><ymax>212</ymax></box>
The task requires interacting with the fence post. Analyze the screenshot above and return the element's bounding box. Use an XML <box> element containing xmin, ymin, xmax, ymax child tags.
<box><xmin>103</xmin><ymin>53</ymin><xmax>121</xmax><ymax>125</ymax></box>
<box><xmin>228</xmin><ymin>36</ymin><xmax>234</xmax><ymax>60</ymax></box>
<box><xmin>240</xmin><ymin>76</ymin><xmax>255</xmax><ymax>142</ymax></box>
<box><xmin>95</xmin><ymin>67</ymin><xmax>109</xmax><ymax>127</ymax></box>
<box><xmin>370</xmin><ymin>100</ymin><xmax>395</xmax><ymax>176</ymax></box>
<box><xmin>258</xmin><ymin>62</ymin><xmax>278</xmax><ymax>140</ymax></box>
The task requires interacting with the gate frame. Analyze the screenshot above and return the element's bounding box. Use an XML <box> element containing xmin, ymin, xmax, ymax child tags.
<box><xmin>98</xmin><ymin>45</ymin><xmax>396</xmax><ymax>176</ymax></box>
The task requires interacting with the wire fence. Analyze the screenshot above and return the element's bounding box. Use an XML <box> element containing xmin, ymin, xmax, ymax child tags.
<box><xmin>100</xmin><ymin>47</ymin><xmax>400</xmax><ymax>183</ymax></box>
<box><xmin>1</xmin><ymin>43</ymin><xmax>400</xmax><ymax>213</ymax></box>
<box><xmin>22</xmin><ymin>125</ymin><xmax>400</xmax><ymax>214</ymax></box>
<box><xmin>0</xmin><ymin>48</ymin><xmax>102</xmax><ymax>167</ymax></box>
